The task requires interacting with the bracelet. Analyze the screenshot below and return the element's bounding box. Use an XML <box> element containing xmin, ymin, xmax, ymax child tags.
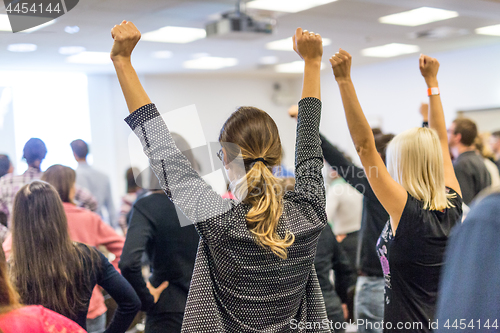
<box><xmin>427</xmin><ymin>87</ymin><xmax>440</xmax><ymax>96</ymax></box>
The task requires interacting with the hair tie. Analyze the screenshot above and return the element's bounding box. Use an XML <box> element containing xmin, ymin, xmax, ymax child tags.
<box><xmin>251</xmin><ymin>157</ymin><xmax>267</xmax><ymax>165</ymax></box>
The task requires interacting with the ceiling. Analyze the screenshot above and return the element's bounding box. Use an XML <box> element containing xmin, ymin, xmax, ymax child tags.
<box><xmin>1</xmin><ymin>0</ymin><xmax>500</xmax><ymax>76</ymax></box>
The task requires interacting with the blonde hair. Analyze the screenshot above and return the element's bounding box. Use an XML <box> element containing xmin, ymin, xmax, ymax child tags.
<box><xmin>220</xmin><ymin>106</ymin><xmax>294</xmax><ymax>259</ymax></box>
<box><xmin>386</xmin><ymin>127</ymin><xmax>454</xmax><ymax>210</ymax></box>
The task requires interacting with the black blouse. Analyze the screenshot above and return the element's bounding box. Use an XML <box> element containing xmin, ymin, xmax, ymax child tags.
<box><xmin>376</xmin><ymin>189</ymin><xmax>462</xmax><ymax>332</ymax></box>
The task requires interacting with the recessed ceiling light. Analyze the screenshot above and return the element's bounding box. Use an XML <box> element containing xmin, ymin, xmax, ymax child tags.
<box><xmin>259</xmin><ymin>56</ymin><xmax>279</xmax><ymax>65</ymax></box>
<box><xmin>0</xmin><ymin>14</ymin><xmax>11</xmax><ymax>32</ymax></box>
<box><xmin>152</xmin><ymin>51</ymin><xmax>173</xmax><ymax>59</ymax></box>
<box><xmin>266</xmin><ymin>37</ymin><xmax>331</xmax><ymax>51</ymax></box>
<box><xmin>59</xmin><ymin>46</ymin><xmax>86</xmax><ymax>55</ymax></box>
<box><xmin>66</xmin><ymin>52</ymin><xmax>112</xmax><ymax>64</ymax></box>
<box><xmin>7</xmin><ymin>43</ymin><xmax>37</xmax><ymax>52</ymax></box>
<box><xmin>475</xmin><ymin>24</ymin><xmax>500</xmax><ymax>36</ymax></box>
<box><xmin>64</xmin><ymin>26</ymin><xmax>80</xmax><ymax>34</ymax></box>
<box><xmin>275</xmin><ymin>61</ymin><xmax>326</xmax><ymax>73</ymax></box>
<box><xmin>379</xmin><ymin>7</ymin><xmax>458</xmax><ymax>27</ymax></box>
<box><xmin>247</xmin><ymin>0</ymin><xmax>338</xmax><ymax>13</ymax></box>
<box><xmin>361</xmin><ymin>43</ymin><xmax>420</xmax><ymax>58</ymax></box>
<box><xmin>22</xmin><ymin>19</ymin><xmax>56</xmax><ymax>33</ymax></box>
<box><xmin>191</xmin><ymin>52</ymin><xmax>210</xmax><ymax>59</ymax></box>
<box><xmin>142</xmin><ymin>26</ymin><xmax>206</xmax><ymax>44</ymax></box>
<box><xmin>183</xmin><ymin>57</ymin><xmax>238</xmax><ymax>70</ymax></box>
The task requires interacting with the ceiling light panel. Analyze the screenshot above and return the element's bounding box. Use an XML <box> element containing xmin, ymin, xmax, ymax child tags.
<box><xmin>379</xmin><ymin>7</ymin><xmax>459</xmax><ymax>27</ymax></box>
<box><xmin>142</xmin><ymin>26</ymin><xmax>206</xmax><ymax>44</ymax></box>
<box><xmin>247</xmin><ymin>0</ymin><xmax>338</xmax><ymax>13</ymax></box>
<box><xmin>361</xmin><ymin>43</ymin><xmax>420</xmax><ymax>58</ymax></box>
<box><xmin>66</xmin><ymin>52</ymin><xmax>112</xmax><ymax>64</ymax></box>
<box><xmin>475</xmin><ymin>24</ymin><xmax>500</xmax><ymax>36</ymax></box>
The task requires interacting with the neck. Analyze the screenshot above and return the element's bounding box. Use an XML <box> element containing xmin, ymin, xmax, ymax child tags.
<box><xmin>76</xmin><ymin>158</ymin><xmax>87</xmax><ymax>163</ymax></box>
<box><xmin>455</xmin><ymin>144</ymin><xmax>475</xmax><ymax>157</ymax></box>
<box><xmin>28</xmin><ymin>161</ymin><xmax>41</xmax><ymax>171</ymax></box>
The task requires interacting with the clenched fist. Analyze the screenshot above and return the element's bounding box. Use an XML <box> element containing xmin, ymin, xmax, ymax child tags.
<box><xmin>419</xmin><ymin>54</ymin><xmax>439</xmax><ymax>86</ymax></box>
<box><xmin>293</xmin><ymin>27</ymin><xmax>323</xmax><ymax>62</ymax></box>
<box><xmin>110</xmin><ymin>20</ymin><xmax>141</xmax><ymax>61</ymax></box>
<box><xmin>329</xmin><ymin>49</ymin><xmax>352</xmax><ymax>82</ymax></box>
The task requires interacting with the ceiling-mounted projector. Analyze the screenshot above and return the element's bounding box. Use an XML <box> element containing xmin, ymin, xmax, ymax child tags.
<box><xmin>206</xmin><ymin>1</ymin><xmax>275</xmax><ymax>39</ymax></box>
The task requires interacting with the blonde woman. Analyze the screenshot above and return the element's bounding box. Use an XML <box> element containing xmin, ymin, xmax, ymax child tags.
<box><xmin>329</xmin><ymin>50</ymin><xmax>463</xmax><ymax>332</ymax></box>
<box><xmin>111</xmin><ymin>21</ymin><xmax>330</xmax><ymax>332</ymax></box>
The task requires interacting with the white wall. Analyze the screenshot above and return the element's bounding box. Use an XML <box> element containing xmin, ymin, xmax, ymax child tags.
<box><xmin>319</xmin><ymin>42</ymin><xmax>500</xmax><ymax>159</ymax></box>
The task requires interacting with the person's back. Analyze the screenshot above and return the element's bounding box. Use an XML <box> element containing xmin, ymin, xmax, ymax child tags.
<box><xmin>71</xmin><ymin>139</ymin><xmax>116</xmax><ymax>225</ymax></box>
<box><xmin>120</xmin><ymin>191</ymin><xmax>199</xmax><ymax>332</ymax></box>
<box><xmin>435</xmin><ymin>188</ymin><xmax>500</xmax><ymax>331</ymax></box>
<box><xmin>0</xmin><ymin>305</ymin><xmax>87</xmax><ymax>333</ymax></box>
<box><xmin>112</xmin><ymin>22</ymin><xmax>329</xmax><ymax>332</ymax></box>
<box><xmin>448</xmin><ymin>118</ymin><xmax>491</xmax><ymax>204</ymax></box>
<box><xmin>314</xmin><ymin>223</ymin><xmax>356</xmax><ymax>332</ymax></box>
<box><xmin>9</xmin><ymin>181</ymin><xmax>140</xmax><ymax>332</ymax></box>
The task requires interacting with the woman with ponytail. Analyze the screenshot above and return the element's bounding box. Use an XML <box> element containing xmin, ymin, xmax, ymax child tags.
<box><xmin>111</xmin><ymin>21</ymin><xmax>329</xmax><ymax>332</ymax></box>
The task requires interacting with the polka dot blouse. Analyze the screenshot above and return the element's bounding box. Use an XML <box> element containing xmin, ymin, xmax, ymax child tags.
<box><xmin>125</xmin><ymin>97</ymin><xmax>331</xmax><ymax>332</ymax></box>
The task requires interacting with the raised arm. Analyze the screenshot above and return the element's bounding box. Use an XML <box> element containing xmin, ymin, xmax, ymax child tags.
<box><xmin>419</xmin><ymin>55</ymin><xmax>461</xmax><ymax>197</ymax></box>
<box><xmin>292</xmin><ymin>28</ymin><xmax>325</xmax><ymax>207</ymax></box>
<box><xmin>111</xmin><ymin>21</ymin><xmax>233</xmax><ymax>244</ymax></box>
<box><xmin>110</xmin><ymin>21</ymin><xmax>150</xmax><ymax>112</ymax></box>
<box><xmin>330</xmin><ymin>50</ymin><xmax>407</xmax><ymax>232</ymax></box>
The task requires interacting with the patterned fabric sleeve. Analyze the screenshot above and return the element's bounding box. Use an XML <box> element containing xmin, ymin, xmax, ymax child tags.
<box><xmin>295</xmin><ymin>97</ymin><xmax>325</xmax><ymax>208</ymax></box>
<box><xmin>125</xmin><ymin>104</ymin><xmax>234</xmax><ymax>243</ymax></box>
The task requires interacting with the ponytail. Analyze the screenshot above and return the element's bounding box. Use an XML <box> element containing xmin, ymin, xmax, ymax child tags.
<box><xmin>244</xmin><ymin>161</ymin><xmax>294</xmax><ymax>259</ymax></box>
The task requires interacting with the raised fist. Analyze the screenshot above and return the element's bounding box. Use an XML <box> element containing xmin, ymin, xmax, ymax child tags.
<box><xmin>293</xmin><ymin>28</ymin><xmax>323</xmax><ymax>62</ymax></box>
<box><xmin>419</xmin><ymin>54</ymin><xmax>439</xmax><ymax>80</ymax></box>
<box><xmin>110</xmin><ymin>20</ymin><xmax>141</xmax><ymax>61</ymax></box>
<box><xmin>329</xmin><ymin>49</ymin><xmax>352</xmax><ymax>82</ymax></box>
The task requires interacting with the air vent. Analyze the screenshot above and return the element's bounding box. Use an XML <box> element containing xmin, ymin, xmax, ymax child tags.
<box><xmin>408</xmin><ymin>27</ymin><xmax>469</xmax><ymax>40</ymax></box>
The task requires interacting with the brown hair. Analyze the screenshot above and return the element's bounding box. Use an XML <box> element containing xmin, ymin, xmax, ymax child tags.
<box><xmin>10</xmin><ymin>181</ymin><xmax>96</xmax><ymax>318</ymax></box>
<box><xmin>41</xmin><ymin>165</ymin><xmax>76</xmax><ymax>203</ymax></box>
<box><xmin>219</xmin><ymin>106</ymin><xmax>294</xmax><ymax>259</ymax></box>
<box><xmin>0</xmin><ymin>247</ymin><xmax>20</xmax><ymax>316</ymax></box>
<box><xmin>453</xmin><ymin>118</ymin><xmax>478</xmax><ymax>146</ymax></box>
<box><xmin>374</xmin><ymin>133</ymin><xmax>395</xmax><ymax>164</ymax></box>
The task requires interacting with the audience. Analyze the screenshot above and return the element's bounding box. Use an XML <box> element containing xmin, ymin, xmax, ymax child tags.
<box><xmin>112</xmin><ymin>22</ymin><xmax>331</xmax><ymax>332</ymax></box>
<box><xmin>7</xmin><ymin>181</ymin><xmax>140</xmax><ymax>332</ymax></box>
<box><xmin>0</xmin><ymin>155</ymin><xmax>13</xmax><ymax>178</ymax></box>
<box><xmin>2</xmin><ymin>19</ymin><xmax>499</xmax><ymax>333</ymax></box>
<box><xmin>314</xmin><ymin>222</ymin><xmax>357</xmax><ymax>333</ymax></box>
<box><xmin>329</xmin><ymin>50</ymin><xmax>462</xmax><ymax>332</ymax></box>
<box><xmin>490</xmin><ymin>130</ymin><xmax>500</xmax><ymax>170</ymax></box>
<box><xmin>4</xmin><ymin>164</ymin><xmax>127</xmax><ymax>332</ymax></box>
<box><xmin>474</xmin><ymin>135</ymin><xmax>500</xmax><ymax>187</ymax></box>
<box><xmin>71</xmin><ymin>139</ymin><xmax>116</xmax><ymax>227</ymax></box>
<box><xmin>448</xmin><ymin>118</ymin><xmax>491</xmax><ymax>204</ymax></box>
<box><xmin>0</xmin><ymin>138</ymin><xmax>98</xmax><ymax>227</ymax></box>
<box><xmin>435</xmin><ymin>186</ymin><xmax>500</xmax><ymax>331</ymax></box>
<box><xmin>317</xmin><ymin>131</ymin><xmax>394</xmax><ymax>333</ymax></box>
<box><xmin>325</xmin><ymin>166</ymin><xmax>362</xmax><ymax>269</ymax></box>
<box><xmin>120</xmin><ymin>144</ymin><xmax>200</xmax><ymax>332</ymax></box>
<box><xmin>42</xmin><ymin>164</ymin><xmax>125</xmax><ymax>333</ymax></box>
<box><xmin>118</xmin><ymin>167</ymin><xmax>143</xmax><ymax>234</ymax></box>
<box><xmin>0</xmin><ymin>247</ymin><xmax>87</xmax><ymax>333</ymax></box>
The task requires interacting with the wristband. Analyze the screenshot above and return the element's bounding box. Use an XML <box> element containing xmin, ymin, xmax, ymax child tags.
<box><xmin>427</xmin><ymin>87</ymin><xmax>440</xmax><ymax>96</ymax></box>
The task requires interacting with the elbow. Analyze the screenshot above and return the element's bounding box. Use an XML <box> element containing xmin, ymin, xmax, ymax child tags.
<box><xmin>354</xmin><ymin>139</ymin><xmax>374</xmax><ymax>157</ymax></box>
